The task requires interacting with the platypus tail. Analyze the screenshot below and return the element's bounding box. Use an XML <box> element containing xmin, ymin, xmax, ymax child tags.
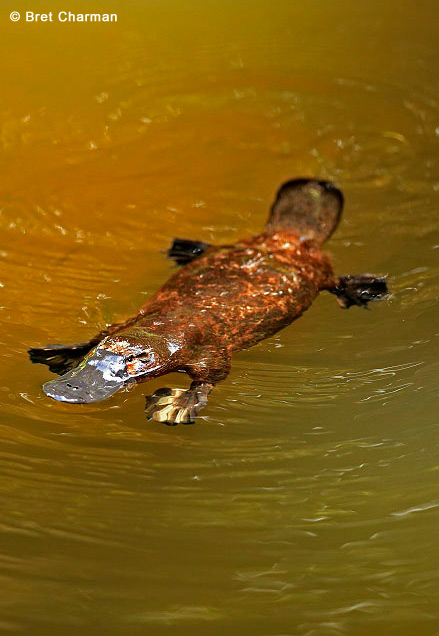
<box><xmin>266</xmin><ymin>178</ymin><xmax>344</xmax><ymax>243</ymax></box>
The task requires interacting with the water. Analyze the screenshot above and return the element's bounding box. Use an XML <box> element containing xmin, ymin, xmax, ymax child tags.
<box><xmin>1</xmin><ymin>0</ymin><xmax>439</xmax><ymax>633</ymax></box>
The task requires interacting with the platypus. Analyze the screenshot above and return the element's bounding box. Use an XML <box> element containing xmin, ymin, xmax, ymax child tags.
<box><xmin>29</xmin><ymin>179</ymin><xmax>387</xmax><ymax>424</ymax></box>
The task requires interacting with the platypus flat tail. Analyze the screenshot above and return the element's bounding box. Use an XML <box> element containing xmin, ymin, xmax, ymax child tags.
<box><xmin>266</xmin><ymin>178</ymin><xmax>344</xmax><ymax>243</ymax></box>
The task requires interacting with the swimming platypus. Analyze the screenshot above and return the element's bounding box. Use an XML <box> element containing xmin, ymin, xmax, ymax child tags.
<box><xmin>29</xmin><ymin>179</ymin><xmax>387</xmax><ymax>424</ymax></box>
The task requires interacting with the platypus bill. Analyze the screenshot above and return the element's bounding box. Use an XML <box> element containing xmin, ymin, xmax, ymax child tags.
<box><xmin>29</xmin><ymin>178</ymin><xmax>388</xmax><ymax>425</ymax></box>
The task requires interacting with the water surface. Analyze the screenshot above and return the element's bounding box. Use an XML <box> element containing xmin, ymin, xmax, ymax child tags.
<box><xmin>1</xmin><ymin>1</ymin><xmax>439</xmax><ymax>634</ymax></box>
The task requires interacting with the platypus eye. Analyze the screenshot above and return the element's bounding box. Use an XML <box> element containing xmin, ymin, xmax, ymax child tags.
<box><xmin>136</xmin><ymin>352</ymin><xmax>150</xmax><ymax>360</ymax></box>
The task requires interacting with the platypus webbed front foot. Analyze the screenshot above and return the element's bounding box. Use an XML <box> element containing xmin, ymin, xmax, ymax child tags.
<box><xmin>329</xmin><ymin>275</ymin><xmax>388</xmax><ymax>309</ymax></box>
<box><xmin>145</xmin><ymin>381</ymin><xmax>213</xmax><ymax>425</ymax></box>
<box><xmin>28</xmin><ymin>342</ymin><xmax>96</xmax><ymax>375</ymax></box>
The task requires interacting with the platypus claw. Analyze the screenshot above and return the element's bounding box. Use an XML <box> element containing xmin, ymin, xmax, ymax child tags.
<box><xmin>145</xmin><ymin>383</ymin><xmax>211</xmax><ymax>425</ymax></box>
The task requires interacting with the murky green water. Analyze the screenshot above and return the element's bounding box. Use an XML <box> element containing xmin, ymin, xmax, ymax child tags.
<box><xmin>1</xmin><ymin>1</ymin><xmax>439</xmax><ymax>634</ymax></box>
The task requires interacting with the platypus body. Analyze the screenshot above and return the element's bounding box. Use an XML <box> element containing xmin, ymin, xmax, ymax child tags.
<box><xmin>29</xmin><ymin>179</ymin><xmax>387</xmax><ymax>424</ymax></box>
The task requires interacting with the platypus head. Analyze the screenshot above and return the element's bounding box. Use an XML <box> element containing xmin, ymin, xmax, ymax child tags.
<box><xmin>42</xmin><ymin>328</ymin><xmax>177</xmax><ymax>404</ymax></box>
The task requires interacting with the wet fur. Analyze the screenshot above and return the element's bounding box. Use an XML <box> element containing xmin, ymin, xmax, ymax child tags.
<box><xmin>29</xmin><ymin>179</ymin><xmax>388</xmax><ymax>423</ymax></box>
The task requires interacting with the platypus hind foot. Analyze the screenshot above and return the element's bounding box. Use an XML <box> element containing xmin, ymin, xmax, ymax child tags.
<box><xmin>330</xmin><ymin>275</ymin><xmax>388</xmax><ymax>309</ymax></box>
<box><xmin>166</xmin><ymin>238</ymin><xmax>211</xmax><ymax>266</ymax></box>
<box><xmin>145</xmin><ymin>381</ymin><xmax>213</xmax><ymax>425</ymax></box>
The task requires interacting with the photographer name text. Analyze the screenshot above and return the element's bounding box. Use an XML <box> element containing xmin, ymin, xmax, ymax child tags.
<box><xmin>13</xmin><ymin>11</ymin><xmax>118</xmax><ymax>22</ymax></box>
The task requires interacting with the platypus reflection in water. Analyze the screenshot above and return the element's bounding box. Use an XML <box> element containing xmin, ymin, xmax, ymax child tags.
<box><xmin>29</xmin><ymin>179</ymin><xmax>387</xmax><ymax>425</ymax></box>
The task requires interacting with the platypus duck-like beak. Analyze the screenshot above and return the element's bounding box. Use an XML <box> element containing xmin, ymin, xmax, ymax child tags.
<box><xmin>42</xmin><ymin>348</ymin><xmax>131</xmax><ymax>403</ymax></box>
